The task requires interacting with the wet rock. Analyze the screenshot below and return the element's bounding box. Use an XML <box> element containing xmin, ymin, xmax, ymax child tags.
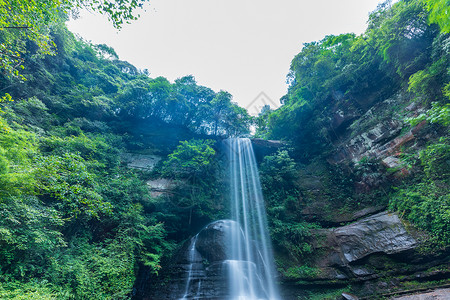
<box><xmin>350</xmin><ymin>267</ymin><xmax>374</xmax><ymax>277</ymax></box>
<box><xmin>196</xmin><ymin>220</ymin><xmax>235</xmax><ymax>262</ymax></box>
<box><xmin>351</xmin><ymin>206</ymin><xmax>386</xmax><ymax>220</ymax></box>
<box><xmin>304</xmin><ymin>211</ymin><xmax>418</xmax><ymax>284</ymax></box>
<box><xmin>329</xmin><ymin>212</ymin><xmax>417</xmax><ymax>264</ymax></box>
<box><xmin>342</xmin><ymin>292</ymin><xmax>359</xmax><ymax>300</ymax></box>
<box><xmin>142</xmin><ymin>220</ymin><xmax>244</xmax><ymax>299</ymax></box>
<box><xmin>302</xmin><ymin>203</ymin><xmax>386</xmax><ymax>225</ymax></box>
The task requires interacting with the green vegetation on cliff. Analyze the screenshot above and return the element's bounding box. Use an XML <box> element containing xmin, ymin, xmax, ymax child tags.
<box><xmin>1</xmin><ymin>0</ymin><xmax>449</xmax><ymax>299</ymax></box>
<box><xmin>255</xmin><ymin>1</ymin><xmax>449</xmax><ymax>294</ymax></box>
<box><xmin>259</xmin><ymin>0</ymin><xmax>449</xmax><ymax>245</ymax></box>
<box><xmin>0</xmin><ymin>4</ymin><xmax>248</xmax><ymax>297</ymax></box>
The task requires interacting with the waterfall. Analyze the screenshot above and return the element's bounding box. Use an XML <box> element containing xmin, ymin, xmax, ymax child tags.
<box><xmin>180</xmin><ymin>234</ymin><xmax>203</xmax><ymax>300</ymax></box>
<box><xmin>225</xmin><ymin>138</ymin><xmax>280</xmax><ymax>300</ymax></box>
<box><xmin>179</xmin><ymin>138</ymin><xmax>280</xmax><ymax>300</ymax></box>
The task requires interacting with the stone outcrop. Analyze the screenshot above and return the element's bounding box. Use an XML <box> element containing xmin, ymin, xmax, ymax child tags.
<box><xmin>121</xmin><ymin>153</ymin><xmax>161</xmax><ymax>170</ymax></box>
<box><xmin>329</xmin><ymin>117</ymin><xmax>428</xmax><ymax>166</ymax></box>
<box><xmin>392</xmin><ymin>288</ymin><xmax>450</xmax><ymax>300</ymax></box>
<box><xmin>139</xmin><ymin>220</ymin><xmax>236</xmax><ymax>300</ymax></box>
<box><xmin>283</xmin><ymin>210</ymin><xmax>450</xmax><ymax>298</ymax></box>
<box><xmin>287</xmin><ymin>211</ymin><xmax>420</xmax><ymax>283</ymax></box>
<box><xmin>325</xmin><ymin>212</ymin><xmax>417</xmax><ymax>265</ymax></box>
<box><xmin>301</xmin><ymin>202</ymin><xmax>386</xmax><ymax>226</ymax></box>
<box><xmin>196</xmin><ymin>220</ymin><xmax>233</xmax><ymax>262</ymax></box>
<box><xmin>325</xmin><ymin>94</ymin><xmax>427</xmax><ymax>174</ymax></box>
<box><xmin>146</xmin><ymin>178</ymin><xmax>175</xmax><ymax>197</ymax></box>
<box><xmin>251</xmin><ymin>138</ymin><xmax>285</xmax><ymax>160</ymax></box>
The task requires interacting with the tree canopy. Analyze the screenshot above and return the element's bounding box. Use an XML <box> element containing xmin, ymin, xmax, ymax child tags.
<box><xmin>0</xmin><ymin>0</ymin><xmax>148</xmax><ymax>79</ymax></box>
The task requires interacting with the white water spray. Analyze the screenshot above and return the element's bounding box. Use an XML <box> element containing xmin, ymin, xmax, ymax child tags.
<box><xmin>180</xmin><ymin>234</ymin><xmax>203</xmax><ymax>300</ymax></box>
<box><xmin>180</xmin><ymin>138</ymin><xmax>281</xmax><ymax>299</ymax></box>
<box><xmin>226</xmin><ymin>138</ymin><xmax>281</xmax><ymax>300</ymax></box>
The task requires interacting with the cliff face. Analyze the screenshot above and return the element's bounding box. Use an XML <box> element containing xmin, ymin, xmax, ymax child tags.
<box><xmin>280</xmin><ymin>211</ymin><xmax>448</xmax><ymax>297</ymax></box>
<box><xmin>274</xmin><ymin>89</ymin><xmax>450</xmax><ymax>298</ymax></box>
<box><xmin>138</xmin><ymin>221</ymin><xmax>233</xmax><ymax>300</ymax></box>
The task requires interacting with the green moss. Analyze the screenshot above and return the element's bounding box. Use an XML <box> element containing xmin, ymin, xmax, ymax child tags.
<box><xmin>281</xmin><ymin>265</ymin><xmax>322</xmax><ymax>280</ymax></box>
<box><xmin>299</xmin><ymin>286</ymin><xmax>351</xmax><ymax>300</ymax></box>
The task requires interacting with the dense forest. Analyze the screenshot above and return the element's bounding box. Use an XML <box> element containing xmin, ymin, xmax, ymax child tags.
<box><xmin>0</xmin><ymin>0</ymin><xmax>449</xmax><ymax>299</ymax></box>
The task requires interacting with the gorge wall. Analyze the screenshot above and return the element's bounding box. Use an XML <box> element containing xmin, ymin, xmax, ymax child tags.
<box><xmin>268</xmin><ymin>88</ymin><xmax>450</xmax><ymax>299</ymax></box>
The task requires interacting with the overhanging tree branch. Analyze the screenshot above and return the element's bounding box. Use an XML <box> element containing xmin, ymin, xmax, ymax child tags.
<box><xmin>2</xmin><ymin>26</ymin><xmax>30</xmax><ymax>29</ymax></box>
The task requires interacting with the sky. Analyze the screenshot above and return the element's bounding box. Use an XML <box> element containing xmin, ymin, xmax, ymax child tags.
<box><xmin>67</xmin><ymin>0</ymin><xmax>386</xmax><ymax>114</ymax></box>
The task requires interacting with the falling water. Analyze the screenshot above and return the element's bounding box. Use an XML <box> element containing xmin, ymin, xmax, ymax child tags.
<box><xmin>180</xmin><ymin>234</ymin><xmax>203</xmax><ymax>300</ymax></box>
<box><xmin>225</xmin><ymin>138</ymin><xmax>280</xmax><ymax>300</ymax></box>
<box><xmin>179</xmin><ymin>138</ymin><xmax>280</xmax><ymax>299</ymax></box>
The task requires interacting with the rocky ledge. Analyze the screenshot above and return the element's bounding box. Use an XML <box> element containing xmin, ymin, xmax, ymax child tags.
<box><xmin>251</xmin><ymin>138</ymin><xmax>285</xmax><ymax>160</ymax></box>
<box><xmin>137</xmin><ymin>220</ymin><xmax>237</xmax><ymax>300</ymax></box>
<box><xmin>280</xmin><ymin>211</ymin><xmax>450</xmax><ymax>298</ymax></box>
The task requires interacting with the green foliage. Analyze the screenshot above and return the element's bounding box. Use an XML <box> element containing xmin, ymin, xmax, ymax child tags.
<box><xmin>208</xmin><ymin>90</ymin><xmax>251</xmax><ymax>136</ymax></box>
<box><xmin>390</xmin><ymin>138</ymin><xmax>450</xmax><ymax>248</ymax></box>
<box><xmin>0</xmin><ymin>99</ymin><xmax>173</xmax><ymax>298</ymax></box>
<box><xmin>261</xmin><ymin>0</ymin><xmax>442</xmax><ymax>157</ymax></box>
<box><xmin>419</xmin><ymin>137</ymin><xmax>450</xmax><ymax>180</ymax></box>
<box><xmin>46</xmin><ymin>231</ymin><xmax>146</xmax><ymax>299</ymax></box>
<box><xmin>162</xmin><ymin>139</ymin><xmax>216</xmax><ymax>178</ymax></box>
<box><xmin>424</xmin><ymin>0</ymin><xmax>450</xmax><ymax>33</ymax></box>
<box><xmin>406</xmin><ymin>102</ymin><xmax>450</xmax><ymax>126</ymax></box>
<box><xmin>0</xmin><ymin>117</ymin><xmax>37</xmax><ymax>197</ymax></box>
<box><xmin>160</xmin><ymin>139</ymin><xmax>225</xmax><ymax>228</ymax></box>
<box><xmin>0</xmin><ymin>196</ymin><xmax>66</xmax><ymax>278</ymax></box>
<box><xmin>253</xmin><ymin>104</ymin><xmax>272</xmax><ymax>138</ymax></box>
<box><xmin>35</xmin><ymin>153</ymin><xmax>112</xmax><ymax>220</ymax></box>
<box><xmin>0</xmin><ymin>0</ymin><xmax>61</xmax><ymax>79</ymax></box>
<box><xmin>0</xmin><ymin>93</ymin><xmax>14</xmax><ymax>114</ymax></box>
<box><xmin>408</xmin><ymin>56</ymin><xmax>449</xmax><ymax>101</ymax></box>
<box><xmin>390</xmin><ymin>181</ymin><xmax>449</xmax><ymax>247</ymax></box>
<box><xmin>271</xmin><ymin>220</ymin><xmax>317</xmax><ymax>260</ymax></box>
<box><xmin>74</xmin><ymin>0</ymin><xmax>149</xmax><ymax>29</ymax></box>
<box><xmin>117</xmin><ymin>75</ymin><xmax>251</xmax><ymax>137</ymax></box>
<box><xmin>280</xmin><ymin>265</ymin><xmax>321</xmax><ymax>280</ymax></box>
<box><xmin>0</xmin><ymin>0</ymin><xmax>148</xmax><ymax>79</ymax></box>
<box><xmin>260</xmin><ymin>150</ymin><xmax>300</xmax><ymax>219</ymax></box>
<box><xmin>40</xmin><ymin>133</ymin><xmax>119</xmax><ymax>169</ymax></box>
<box><xmin>259</xmin><ymin>150</ymin><xmax>318</xmax><ymax>262</ymax></box>
<box><xmin>0</xmin><ymin>280</ymin><xmax>59</xmax><ymax>299</ymax></box>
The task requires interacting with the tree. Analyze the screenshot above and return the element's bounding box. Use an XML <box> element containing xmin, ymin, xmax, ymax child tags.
<box><xmin>0</xmin><ymin>0</ymin><xmax>61</xmax><ymax>79</ymax></box>
<box><xmin>424</xmin><ymin>0</ymin><xmax>450</xmax><ymax>33</ymax></box>
<box><xmin>254</xmin><ymin>104</ymin><xmax>272</xmax><ymax>138</ymax></box>
<box><xmin>162</xmin><ymin>139</ymin><xmax>216</xmax><ymax>179</ymax></box>
<box><xmin>210</xmin><ymin>91</ymin><xmax>233</xmax><ymax>136</ymax></box>
<box><xmin>0</xmin><ymin>0</ymin><xmax>148</xmax><ymax>79</ymax></box>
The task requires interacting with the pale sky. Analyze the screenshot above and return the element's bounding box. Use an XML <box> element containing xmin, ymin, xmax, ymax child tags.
<box><xmin>67</xmin><ymin>0</ymin><xmax>387</xmax><ymax>113</ymax></box>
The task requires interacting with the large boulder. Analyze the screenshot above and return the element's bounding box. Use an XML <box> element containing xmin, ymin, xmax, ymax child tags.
<box><xmin>290</xmin><ymin>211</ymin><xmax>419</xmax><ymax>283</ymax></box>
<box><xmin>196</xmin><ymin>220</ymin><xmax>235</xmax><ymax>262</ymax></box>
<box><xmin>327</xmin><ymin>211</ymin><xmax>417</xmax><ymax>265</ymax></box>
<box><xmin>140</xmin><ymin>220</ymin><xmax>238</xmax><ymax>299</ymax></box>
